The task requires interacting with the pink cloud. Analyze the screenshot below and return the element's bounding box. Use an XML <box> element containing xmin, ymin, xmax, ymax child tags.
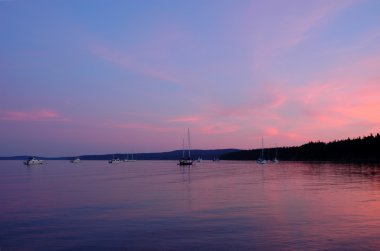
<box><xmin>201</xmin><ymin>124</ymin><xmax>239</xmax><ymax>134</ymax></box>
<box><xmin>92</xmin><ymin>34</ymin><xmax>379</xmax><ymax>149</ymax></box>
<box><xmin>285</xmin><ymin>1</ymin><xmax>357</xmax><ymax>47</ymax></box>
<box><xmin>207</xmin><ymin>87</ymin><xmax>286</xmax><ymax>121</ymax></box>
<box><xmin>167</xmin><ymin>116</ymin><xmax>203</xmax><ymax>123</ymax></box>
<box><xmin>201</xmin><ymin>46</ymin><xmax>378</xmax><ymax>148</ymax></box>
<box><xmin>269</xmin><ymin>51</ymin><xmax>380</xmax><ymax>140</ymax></box>
<box><xmin>112</xmin><ymin>122</ymin><xmax>177</xmax><ymax>133</ymax></box>
<box><xmin>251</xmin><ymin>0</ymin><xmax>358</xmax><ymax>71</ymax></box>
<box><xmin>265</xmin><ymin>127</ymin><xmax>279</xmax><ymax>136</ymax></box>
<box><xmin>0</xmin><ymin>109</ymin><xmax>70</xmax><ymax>122</ymax></box>
<box><xmin>90</xmin><ymin>42</ymin><xmax>179</xmax><ymax>84</ymax></box>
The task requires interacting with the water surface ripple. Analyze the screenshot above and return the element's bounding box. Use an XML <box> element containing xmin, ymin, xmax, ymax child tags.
<box><xmin>1</xmin><ymin>160</ymin><xmax>380</xmax><ymax>250</ymax></box>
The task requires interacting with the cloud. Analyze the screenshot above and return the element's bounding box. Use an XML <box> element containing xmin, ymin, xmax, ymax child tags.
<box><xmin>196</xmin><ymin>43</ymin><xmax>380</xmax><ymax>147</ymax></box>
<box><xmin>284</xmin><ymin>1</ymin><xmax>357</xmax><ymax>47</ymax></box>
<box><xmin>0</xmin><ymin>109</ymin><xmax>70</xmax><ymax>122</ymax></box>
<box><xmin>266</xmin><ymin>127</ymin><xmax>279</xmax><ymax>136</ymax></box>
<box><xmin>111</xmin><ymin>122</ymin><xmax>177</xmax><ymax>133</ymax></box>
<box><xmin>251</xmin><ymin>0</ymin><xmax>358</xmax><ymax>70</ymax></box>
<box><xmin>90</xmin><ymin>42</ymin><xmax>179</xmax><ymax>84</ymax></box>
<box><xmin>269</xmin><ymin>50</ymin><xmax>380</xmax><ymax>141</ymax></box>
<box><xmin>201</xmin><ymin>124</ymin><xmax>240</xmax><ymax>134</ymax></box>
<box><xmin>167</xmin><ymin>116</ymin><xmax>203</xmax><ymax>123</ymax></box>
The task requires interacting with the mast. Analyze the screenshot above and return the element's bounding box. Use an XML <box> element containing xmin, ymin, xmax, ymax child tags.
<box><xmin>187</xmin><ymin>128</ymin><xmax>191</xmax><ymax>158</ymax></box>
<box><xmin>182</xmin><ymin>138</ymin><xmax>185</xmax><ymax>158</ymax></box>
<box><xmin>275</xmin><ymin>144</ymin><xmax>278</xmax><ymax>159</ymax></box>
<box><xmin>261</xmin><ymin>136</ymin><xmax>264</xmax><ymax>159</ymax></box>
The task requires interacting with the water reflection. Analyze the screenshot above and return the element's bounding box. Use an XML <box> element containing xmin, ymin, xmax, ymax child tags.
<box><xmin>179</xmin><ymin>166</ymin><xmax>193</xmax><ymax>211</ymax></box>
<box><xmin>1</xmin><ymin>160</ymin><xmax>380</xmax><ymax>250</ymax></box>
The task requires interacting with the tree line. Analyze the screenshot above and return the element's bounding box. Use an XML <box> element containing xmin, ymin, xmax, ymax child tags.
<box><xmin>221</xmin><ymin>133</ymin><xmax>380</xmax><ymax>162</ymax></box>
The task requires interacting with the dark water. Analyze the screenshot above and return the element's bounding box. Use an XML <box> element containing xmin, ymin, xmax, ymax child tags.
<box><xmin>1</xmin><ymin>160</ymin><xmax>380</xmax><ymax>250</ymax></box>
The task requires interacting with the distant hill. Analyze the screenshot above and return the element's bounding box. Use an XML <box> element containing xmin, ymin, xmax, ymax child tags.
<box><xmin>74</xmin><ymin>149</ymin><xmax>239</xmax><ymax>160</ymax></box>
<box><xmin>0</xmin><ymin>156</ymin><xmax>70</xmax><ymax>160</ymax></box>
<box><xmin>0</xmin><ymin>155</ymin><xmax>32</xmax><ymax>160</ymax></box>
<box><xmin>221</xmin><ymin>133</ymin><xmax>380</xmax><ymax>162</ymax></box>
<box><xmin>0</xmin><ymin>149</ymin><xmax>239</xmax><ymax>161</ymax></box>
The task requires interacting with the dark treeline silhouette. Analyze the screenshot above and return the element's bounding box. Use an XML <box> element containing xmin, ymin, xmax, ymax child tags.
<box><xmin>0</xmin><ymin>149</ymin><xmax>238</xmax><ymax>161</ymax></box>
<box><xmin>221</xmin><ymin>133</ymin><xmax>380</xmax><ymax>162</ymax></box>
<box><xmin>78</xmin><ymin>149</ymin><xmax>237</xmax><ymax>160</ymax></box>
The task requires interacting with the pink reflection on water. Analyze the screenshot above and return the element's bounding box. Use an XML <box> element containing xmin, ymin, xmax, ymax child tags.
<box><xmin>1</xmin><ymin>161</ymin><xmax>380</xmax><ymax>249</ymax></box>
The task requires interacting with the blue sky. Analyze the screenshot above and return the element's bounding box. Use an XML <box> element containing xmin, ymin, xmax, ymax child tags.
<box><xmin>1</xmin><ymin>0</ymin><xmax>380</xmax><ymax>156</ymax></box>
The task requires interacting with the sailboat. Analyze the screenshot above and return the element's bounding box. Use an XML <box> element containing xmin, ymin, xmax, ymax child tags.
<box><xmin>178</xmin><ymin>128</ymin><xmax>193</xmax><ymax>166</ymax></box>
<box><xmin>272</xmin><ymin>144</ymin><xmax>279</xmax><ymax>163</ymax></box>
<box><xmin>257</xmin><ymin>136</ymin><xmax>267</xmax><ymax>164</ymax></box>
<box><xmin>109</xmin><ymin>155</ymin><xmax>123</xmax><ymax>164</ymax></box>
<box><xmin>124</xmin><ymin>153</ymin><xmax>136</xmax><ymax>162</ymax></box>
<box><xmin>212</xmin><ymin>157</ymin><xmax>220</xmax><ymax>162</ymax></box>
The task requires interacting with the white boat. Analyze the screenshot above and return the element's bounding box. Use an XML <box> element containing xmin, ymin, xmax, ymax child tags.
<box><xmin>257</xmin><ymin>137</ymin><xmax>267</xmax><ymax>164</ymax></box>
<box><xmin>257</xmin><ymin>159</ymin><xmax>267</xmax><ymax>164</ymax></box>
<box><xmin>71</xmin><ymin>157</ymin><xmax>81</xmax><ymax>163</ymax></box>
<box><xmin>197</xmin><ymin>157</ymin><xmax>202</xmax><ymax>163</ymax></box>
<box><xmin>109</xmin><ymin>156</ymin><xmax>123</xmax><ymax>164</ymax></box>
<box><xmin>24</xmin><ymin>157</ymin><xmax>44</xmax><ymax>165</ymax></box>
<box><xmin>178</xmin><ymin>128</ymin><xmax>193</xmax><ymax>166</ymax></box>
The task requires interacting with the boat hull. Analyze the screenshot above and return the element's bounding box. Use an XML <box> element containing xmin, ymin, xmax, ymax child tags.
<box><xmin>178</xmin><ymin>159</ymin><xmax>193</xmax><ymax>166</ymax></box>
<box><xmin>24</xmin><ymin>159</ymin><xmax>44</xmax><ymax>165</ymax></box>
<box><xmin>71</xmin><ymin>158</ymin><xmax>80</xmax><ymax>163</ymax></box>
<box><xmin>257</xmin><ymin>159</ymin><xmax>267</xmax><ymax>164</ymax></box>
<box><xmin>109</xmin><ymin>159</ymin><xmax>123</xmax><ymax>164</ymax></box>
<box><xmin>178</xmin><ymin>162</ymin><xmax>193</xmax><ymax>166</ymax></box>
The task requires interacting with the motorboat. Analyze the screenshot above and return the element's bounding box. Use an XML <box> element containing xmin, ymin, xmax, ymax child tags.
<box><xmin>24</xmin><ymin>157</ymin><xmax>44</xmax><ymax>165</ymax></box>
<box><xmin>71</xmin><ymin>157</ymin><xmax>81</xmax><ymax>163</ymax></box>
<box><xmin>109</xmin><ymin>157</ymin><xmax>123</xmax><ymax>164</ymax></box>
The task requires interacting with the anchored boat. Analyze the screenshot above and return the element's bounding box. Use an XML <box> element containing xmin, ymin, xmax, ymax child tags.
<box><xmin>24</xmin><ymin>157</ymin><xmax>44</xmax><ymax>165</ymax></box>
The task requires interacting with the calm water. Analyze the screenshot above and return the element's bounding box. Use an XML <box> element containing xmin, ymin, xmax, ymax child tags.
<box><xmin>1</xmin><ymin>160</ymin><xmax>380</xmax><ymax>250</ymax></box>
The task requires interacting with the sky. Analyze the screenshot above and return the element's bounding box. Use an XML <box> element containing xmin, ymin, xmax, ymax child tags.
<box><xmin>1</xmin><ymin>0</ymin><xmax>380</xmax><ymax>156</ymax></box>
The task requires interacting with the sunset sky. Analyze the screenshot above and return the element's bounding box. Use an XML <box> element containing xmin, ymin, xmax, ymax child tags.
<box><xmin>1</xmin><ymin>0</ymin><xmax>380</xmax><ymax>156</ymax></box>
